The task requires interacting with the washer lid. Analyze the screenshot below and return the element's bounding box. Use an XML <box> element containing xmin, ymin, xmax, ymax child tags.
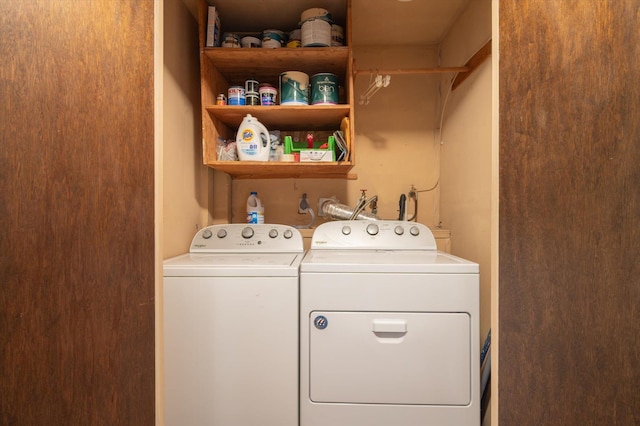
<box><xmin>301</xmin><ymin>249</ymin><xmax>478</xmax><ymax>274</ymax></box>
<box><xmin>163</xmin><ymin>252</ymin><xmax>303</xmax><ymax>277</ymax></box>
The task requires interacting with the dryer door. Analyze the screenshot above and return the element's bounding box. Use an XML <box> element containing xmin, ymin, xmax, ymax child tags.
<box><xmin>308</xmin><ymin>311</ymin><xmax>471</xmax><ymax>406</ymax></box>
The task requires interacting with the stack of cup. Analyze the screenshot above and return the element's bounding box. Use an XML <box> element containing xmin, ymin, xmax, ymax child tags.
<box><xmin>245</xmin><ymin>79</ymin><xmax>260</xmax><ymax>106</ymax></box>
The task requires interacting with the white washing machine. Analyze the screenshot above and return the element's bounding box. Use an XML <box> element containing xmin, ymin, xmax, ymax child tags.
<box><xmin>163</xmin><ymin>224</ymin><xmax>303</xmax><ymax>426</ymax></box>
<box><xmin>300</xmin><ymin>220</ymin><xmax>480</xmax><ymax>426</ymax></box>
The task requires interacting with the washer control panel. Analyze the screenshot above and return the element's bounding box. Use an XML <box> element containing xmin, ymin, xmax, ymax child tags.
<box><xmin>310</xmin><ymin>220</ymin><xmax>437</xmax><ymax>250</ymax></box>
<box><xmin>190</xmin><ymin>224</ymin><xmax>303</xmax><ymax>253</ymax></box>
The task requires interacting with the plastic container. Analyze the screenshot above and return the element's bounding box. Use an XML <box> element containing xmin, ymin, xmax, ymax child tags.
<box><xmin>262</xmin><ymin>29</ymin><xmax>285</xmax><ymax>48</ymax></box>
<box><xmin>331</xmin><ymin>24</ymin><xmax>344</xmax><ymax>46</ymax></box>
<box><xmin>222</xmin><ymin>33</ymin><xmax>241</xmax><ymax>48</ymax></box>
<box><xmin>259</xmin><ymin>84</ymin><xmax>277</xmax><ymax>105</ymax></box>
<box><xmin>241</xmin><ymin>36</ymin><xmax>261</xmax><ymax>48</ymax></box>
<box><xmin>228</xmin><ymin>86</ymin><xmax>246</xmax><ymax>105</ymax></box>
<box><xmin>246</xmin><ymin>192</ymin><xmax>265</xmax><ymax>224</ymax></box>
<box><xmin>236</xmin><ymin>114</ymin><xmax>271</xmax><ymax>161</ymax></box>
<box><xmin>245</xmin><ymin>93</ymin><xmax>260</xmax><ymax>105</ymax></box>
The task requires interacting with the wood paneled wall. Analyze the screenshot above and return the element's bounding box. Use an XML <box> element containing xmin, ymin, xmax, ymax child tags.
<box><xmin>0</xmin><ymin>1</ymin><xmax>155</xmax><ymax>423</ymax></box>
<box><xmin>499</xmin><ymin>1</ymin><xmax>640</xmax><ymax>424</ymax></box>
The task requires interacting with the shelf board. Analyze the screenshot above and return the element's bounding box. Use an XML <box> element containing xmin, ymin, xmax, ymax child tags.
<box><xmin>206</xmin><ymin>104</ymin><xmax>350</xmax><ymax>130</ymax></box>
<box><xmin>202</xmin><ymin>47</ymin><xmax>349</xmax><ymax>84</ymax></box>
<box><xmin>206</xmin><ymin>161</ymin><xmax>356</xmax><ymax>179</ymax></box>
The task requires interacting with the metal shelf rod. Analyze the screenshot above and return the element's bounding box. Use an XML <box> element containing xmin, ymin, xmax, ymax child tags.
<box><xmin>354</xmin><ymin>66</ymin><xmax>468</xmax><ymax>76</ymax></box>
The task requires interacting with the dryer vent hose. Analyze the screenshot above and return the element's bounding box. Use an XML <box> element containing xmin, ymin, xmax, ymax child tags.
<box><xmin>320</xmin><ymin>199</ymin><xmax>378</xmax><ymax>221</ymax></box>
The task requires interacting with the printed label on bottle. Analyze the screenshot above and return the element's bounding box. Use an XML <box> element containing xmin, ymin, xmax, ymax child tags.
<box><xmin>246</xmin><ymin>211</ymin><xmax>264</xmax><ymax>224</ymax></box>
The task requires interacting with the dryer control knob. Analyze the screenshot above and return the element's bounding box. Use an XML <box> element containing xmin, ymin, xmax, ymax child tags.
<box><xmin>269</xmin><ymin>229</ymin><xmax>278</xmax><ymax>238</ymax></box>
<box><xmin>216</xmin><ymin>229</ymin><xmax>227</xmax><ymax>239</ymax></box>
<box><xmin>283</xmin><ymin>229</ymin><xmax>293</xmax><ymax>239</ymax></box>
<box><xmin>241</xmin><ymin>227</ymin><xmax>254</xmax><ymax>239</ymax></box>
<box><xmin>202</xmin><ymin>229</ymin><xmax>213</xmax><ymax>239</ymax></box>
<box><xmin>394</xmin><ymin>225</ymin><xmax>404</xmax><ymax>235</ymax></box>
<box><xmin>366</xmin><ymin>223</ymin><xmax>379</xmax><ymax>236</ymax></box>
<box><xmin>341</xmin><ymin>226</ymin><xmax>351</xmax><ymax>235</ymax></box>
<box><xmin>409</xmin><ymin>226</ymin><xmax>420</xmax><ymax>236</ymax></box>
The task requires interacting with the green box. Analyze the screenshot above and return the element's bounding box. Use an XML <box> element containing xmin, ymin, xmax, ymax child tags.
<box><xmin>284</xmin><ymin>135</ymin><xmax>335</xmax><ymax>162</ymax></box>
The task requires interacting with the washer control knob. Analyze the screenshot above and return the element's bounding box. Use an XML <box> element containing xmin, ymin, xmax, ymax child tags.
<box><xmin>366</xmin><ymin>223</ymin><xmax>379</xmax><ymax>236</ymax></box>
<box><xmin>241</xmin><ymin>227</ymin><xmax>254</xmax><ymax>239</ymax></box>
<box><xmin>409</xmin><ymin>226</ymin><xmax>420</xmax><ymax>236</ymax></box>
<box><xmin>283</xmin><ymin>229</ymin><xmax>294</xmax><ymax>239</ymax></box>
<box><xmin>341</xmin><ymin>226</ymin><xmax>351</xmax><ymax>235</ymax></box>
<box><xmin>202</xmin><ymin>229</ymin><xmax>213</xmax><ymax>239</ymax></box>
<box><xmin>216</xmin><ymin>229</ymin><xmax>227</xmax><ymax>239</ymax></box>
<box><xmin>269</xmin><ymin>229</ymin><xmax>278</xmax><ymax>238</ymax></box>
<box><xmin>394</xmin><ymin>225</ymin><xmax>404</xmax><ymax>235</ymax></box>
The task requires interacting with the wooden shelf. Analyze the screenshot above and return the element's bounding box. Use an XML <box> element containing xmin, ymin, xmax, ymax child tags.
<box><xmin>202</xmin><ymin>47</ymin><xmax>349</xmax><ymax>85</ymax></box>
<box><xmin>206</xmin><ymin>161</ymin><xmax>356</xmax><ymax>179</ymax></box>
<box><xmin>206</xmin><ymin>104</ymin><xmax>350</xmax><ymax>130</ymax></box>
<box><xmin>197</xmin><ymin>0</ymin><xmax>354</xmax><ymax>180</ymax></box>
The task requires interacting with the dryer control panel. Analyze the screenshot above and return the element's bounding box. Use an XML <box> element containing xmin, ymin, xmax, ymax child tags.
<box><xmin>309</xmin><ymin>220</ymin><xmax>437</xmax><ymax>250</ymax></box>
<box><xmin>190</xmin><ymin>224</ymin><xmax>304</xmax><ymax>253</ymax></box>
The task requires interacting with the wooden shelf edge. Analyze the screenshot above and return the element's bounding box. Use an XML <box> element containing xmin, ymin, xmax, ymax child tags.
<box><xmin>205</xmin><ymin>104</ymin><xmax>351</xmax><ymax>130</ymax></box>
<box><xmin>205</xmin><ymin>161</ymin><xmax>357</xmax><ymax>179</ymax></box>
<box><xmin>202</xmin><ymin>46</ymin><xmax>350</xmax><ymax>56</ymax></box>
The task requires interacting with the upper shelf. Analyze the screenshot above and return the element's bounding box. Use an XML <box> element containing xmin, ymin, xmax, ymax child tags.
<box><xmin>205</xmin><ymin>104</ymin><xmax>350</xmax><ymax>130</ymax></box>
<box><xmin>202</xmin><ymin>47</ymin><xmax>350</xmax><ymax>85</ymax></box>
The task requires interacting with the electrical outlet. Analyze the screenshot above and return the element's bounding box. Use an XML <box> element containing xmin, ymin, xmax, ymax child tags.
<box><xmin>318</xmin><ymin>197</ymin><xmax>337</xmax><ymax>217</ymax></box>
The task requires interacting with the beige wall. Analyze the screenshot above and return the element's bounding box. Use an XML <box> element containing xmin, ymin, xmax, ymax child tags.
<box><xmin>162</xmin><ymin>0</ymin><xmax>213</xmax><ymax>259</ymax></box>
<box><xmin>439</xmin><ymin>0</ymin><xmax>492</xmax><ymax>343</ymax></box>
<box><xmin>438</xmin><ymin>1</ymin><xmax>493</xmax><ymax>424</ymax></box>
<box><xmin>228</xmin><ymin>45</ymin><xmax>442</xmax><ymax>228</ymax></box>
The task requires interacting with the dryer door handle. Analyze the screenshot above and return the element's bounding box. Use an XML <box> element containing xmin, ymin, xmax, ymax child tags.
<box><xmin>372</xmin><ymin>319</ymin><xmax>407</xmax><ymax>334</ymax></box>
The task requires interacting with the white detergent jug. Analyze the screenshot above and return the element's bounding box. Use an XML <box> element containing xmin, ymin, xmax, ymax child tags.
<box><xmin>236</xmin><ymin>114</ymin><xmax>270</xmax><ymax>161</ymax></box>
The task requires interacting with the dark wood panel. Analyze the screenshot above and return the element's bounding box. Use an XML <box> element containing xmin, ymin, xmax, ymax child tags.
<box><xmin>499</xmin><ymin>0</ymin><xmax>640</xmax><ymax>424</ymax></box>
<box><xmin>0</xmin><ymin>0</ymin><xmax>155</xmax><ymax>424</ymax></box>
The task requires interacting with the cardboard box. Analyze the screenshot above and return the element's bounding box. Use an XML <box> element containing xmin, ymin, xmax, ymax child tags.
<box><xmin>299</xmin><ymin>150</ymin><xmax>335</xmax><ymax>162</ymax></box>
<box><xmin>206</xmin><ymin>6</ymin><xmax>220</xmax><ymax>47</ymax></box>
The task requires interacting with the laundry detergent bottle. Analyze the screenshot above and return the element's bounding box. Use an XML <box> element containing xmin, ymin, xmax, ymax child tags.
<box><xmin>236</xmin><ymin>114</ymin><xmax>271</xmax><ymax>161</ymax></box>
<box><xmin>246</xmin><ymin>192</ymin><xmax>265</xmax><ymax>224</ymax></box>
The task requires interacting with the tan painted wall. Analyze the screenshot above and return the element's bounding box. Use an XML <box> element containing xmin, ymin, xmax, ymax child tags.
<box><xmin>439</xmin><ymin>0</ymin><xmax>492</xmax><ymax>341</ymax></box>
<box><xmin>162</xmin><ymin>0</ymin><xmax>213</xmax><ymax>259</ymax></box>
<box><xmin>227</xmin><ymin>45</ymin><xmax>442</xmax><ymax>229</ymax></box>
<box><xmin>438</xmin><ymin>1</ymin><xmax>493</xmax><ymax>424</ymax></box>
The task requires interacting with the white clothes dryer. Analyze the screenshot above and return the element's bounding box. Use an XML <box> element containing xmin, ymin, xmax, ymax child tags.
<box><xmin>163</xmin><ymin>224</ymin><xmax>303</xmax><ymax>426</ymax></box>
<box><xmin>300</xmin><ymin>220</ymin><xmax>480</xmax><ymax>426</ymax></box>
